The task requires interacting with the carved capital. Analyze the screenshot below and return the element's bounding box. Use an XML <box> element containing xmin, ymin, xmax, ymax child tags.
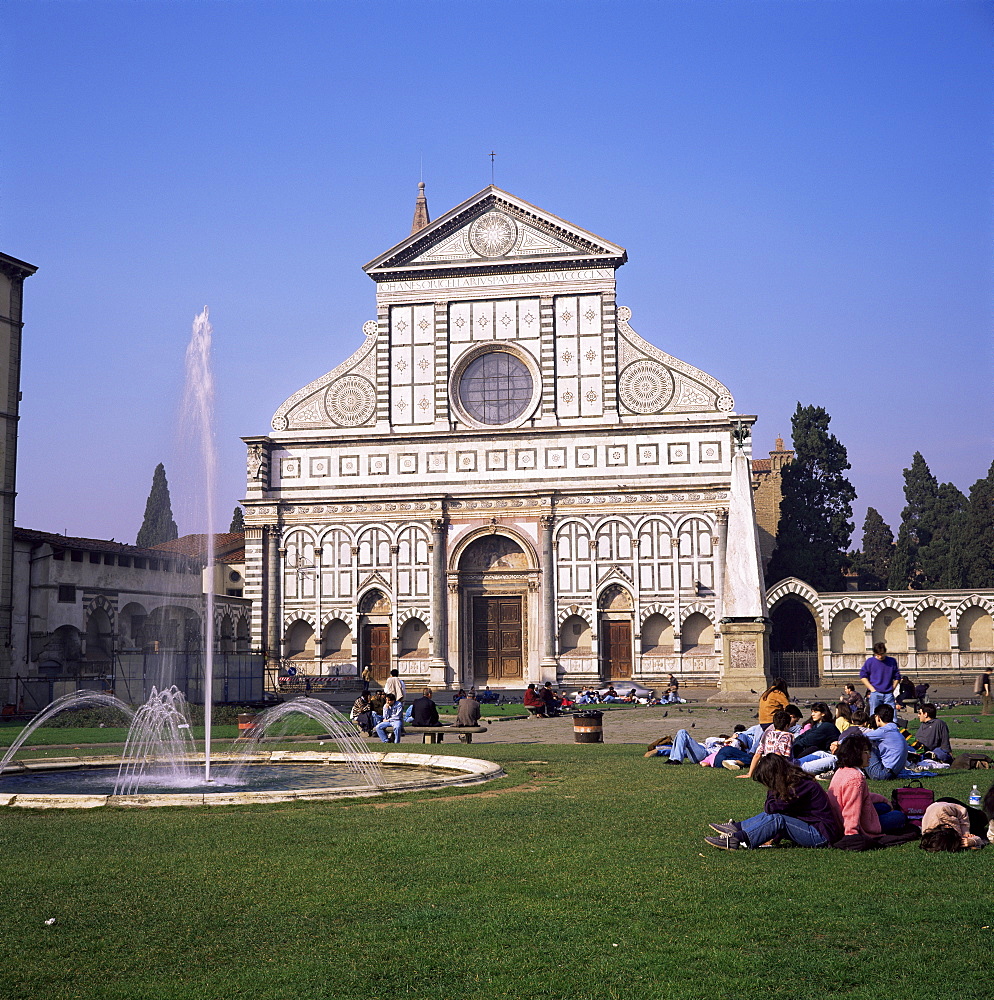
<box><xmin>540</xmin><ymin>514</ymin><xmax>555</xmax><ymax>531</ymax></box>
<box><xmin>430</xmin><ymin>517</ymin><xmax>447</xmax><ymax>534</ymax></box>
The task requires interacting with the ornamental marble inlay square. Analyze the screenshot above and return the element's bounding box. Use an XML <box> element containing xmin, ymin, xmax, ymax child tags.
<box><xmin>427</xmin><ymin>452</ymin><xmax>447</xmax><ymax>473</ymax></box>
<box><xmin>637</xmin><ymin>444</ymin><xmax>659</xmax><ymax>466</ymax></box>
<box><xmin>339</xmin><ymin>455</ymin><xmax>360</xmax><ymax>477</ymax></box>
<box><xmin>486</xmin><ymin>450</ymin><xmax>508</xmax><ymax>472</ymax></box>
<box><xmin>309</xmin><ymin>457</ymin><xmax>330</xmax><ymax>478</ymax></box>
<box><xmin>515</xmin><ymin>449</ymin><xmax>537</xmax><ymax>470</ymax></box>
<box><xmin>699</xmin><ymin>441</ymin><xmax>722</xmax><ymax>463</ymax></box>
<box><xmin>606</xmin><ymin>445</ymin><xmax>628</xmax><ymax>466</ymax></box>
<box><xmin>667</xmin><ymin>442</ymin><xmax>690</xmax><ymax>465</ymax></box>
<box><xmin>457</xmin><ymin>451</ymin><xmax>477</xmax><ymax>472</ymax></box>
<box><xmin>369</xmin><ymin>454</ymin><xmax>389</xmax><ymax>475</ymax></box>
<box><xmin>575</xmin><ymin>447</ymin><xmax>595</xmax><ymax>468</ymax></box>
<box><xmin>398</xmin><ymin>453</ymin><xmax>418</xmax><ymax>474</ymax></box>
<box><xmin>545</xmin><ymin>447</ymin><xmax>566</xmax><ymax>469</ymax></box>
<box><xmin>281</xmin><ymin>458</ymin><xmax>301</xmax><ymax>479</ymax></box>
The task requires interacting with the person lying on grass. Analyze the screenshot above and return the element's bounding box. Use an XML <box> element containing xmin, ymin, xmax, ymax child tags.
<box><xmin>705</xmin><ymin>753</ymin><xmax>840</xmax><ymax>851</ymax></box>
<box><xmin>825</xmin><ymin>733</ymin><xmax>907</xmax><ymax>836</ymax></box>
<box><xmin>918</xmin><ymin>801</ymin><xmax>987</xmax><ymax>852</ymax></box>
<box><xmin>645</xmin><ymin>725</ymin><xmax>751</xmax><ymax>764</ymax></box>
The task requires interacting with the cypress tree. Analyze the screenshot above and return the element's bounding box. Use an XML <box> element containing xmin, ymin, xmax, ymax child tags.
<box><xmin>921</xmin><ymin>482</ymin><xmax>968</xmax><ymax>588</ymax></box>
<box><xmin>765</xmin><ymin>403</ymin><xmax>856</xmax><ymax>591</ymax></box>
<box><xmin>964</xmin><ymin>460</ymin><xmax>994</xmax><ymax>587</ymax></box>
<box><xmin>136</xmin><ymin>463</ymin><xmax>179</xmax><ymax>548</ymax></box>
<box><xmin>854</xmin><ymin>507</ymin><xmax>893</xmax><ymax>590</ymax></box>
<box><xmin>887</xmin><ymin>452</ymin><xmax>938</xmax><ymax>589</ymax></box>
<box><xmin>229</xmin><ymin>506</ymin><xmax>245</xmax><ymax>533</ymax></box>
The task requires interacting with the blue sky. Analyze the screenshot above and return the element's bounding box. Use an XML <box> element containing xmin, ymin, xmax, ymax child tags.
<box><xmin>3</xmin><ymin>0</ymin><xmax>991</xmax><ymax>544</ymax></box>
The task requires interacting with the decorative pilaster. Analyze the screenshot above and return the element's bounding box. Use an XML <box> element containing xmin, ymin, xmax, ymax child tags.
<box><xmin>429</xmin><ymin>516</ymin><xmax>449</xmax><ymax>685</ymax></box>
<box><xmin>265</xmin><ymin>526</ymin><xmax>281</xmax><ymax>667</ymax></box>
<box><xmin>540</xmin><ymin>513</ymin><xmax>558</xmax><ymax>680</ymax></box>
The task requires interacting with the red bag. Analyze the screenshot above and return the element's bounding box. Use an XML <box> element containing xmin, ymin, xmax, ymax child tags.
<box><xmin>891</xmin><ymin>780</ymin><xmax>934</xmax><ymax>828</ymax></box>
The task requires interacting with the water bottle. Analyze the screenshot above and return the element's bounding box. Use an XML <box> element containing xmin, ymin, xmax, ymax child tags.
<box><xmin>969</xmin><ymin>784</ymin><xmax>981</xmax><ymax>808</ymax></box>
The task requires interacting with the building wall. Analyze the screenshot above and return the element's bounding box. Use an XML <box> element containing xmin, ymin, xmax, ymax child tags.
<box><xmin>751</xmin><ymin>437</ymin><xmax>793</xmax><ymax>571</ymax></box>
<box><xmin>0</xmin><ymin>254</ymin><xmax>37</xmax><ymax>679</ymax></box>
<box><xmin>243</xmin><ymin>186</ymin><xmax>762</xmax><ymax>689</ymax></box>
<box><xmin>767</xmin><ymin>577</ymin><xmax>994</xmax><ymax>683</ymax></box>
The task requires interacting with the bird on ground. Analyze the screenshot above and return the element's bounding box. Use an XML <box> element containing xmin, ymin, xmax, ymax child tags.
<box><xmin>662</xmin><ymin>711</ymin><xmax>668</xmax><ymax>718</ymax></box>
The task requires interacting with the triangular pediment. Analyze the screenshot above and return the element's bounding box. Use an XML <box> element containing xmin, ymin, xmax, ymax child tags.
<box><xmin>364</xmin><ymin>186</ymin><xmax>627</xmax><ymax>279</ymax></box>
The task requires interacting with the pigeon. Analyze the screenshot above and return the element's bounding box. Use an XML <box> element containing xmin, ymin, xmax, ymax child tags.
<box><xmin>973</xmin><ymin>718</ymin><xmax>980</xmax><ymax>723</ymax></box>
<box><xmin>691</xmin><ymin>723</ymin><xmax>695</xmax><ymax>728</ymax></box>
<box><xmin>750</xmin><ymin>689</ymin><xmax>757</xmax><ymax>694</ymax></box>
<box><xmin>662</xmin><ymin>711</ymin><xmax>668</xmax><ymax>718</ymax></box>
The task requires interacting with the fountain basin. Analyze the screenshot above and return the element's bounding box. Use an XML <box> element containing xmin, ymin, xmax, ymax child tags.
<box><xmin>0</xmin><ymin>751</ymin><xmax>505</xmax><ymax>809</ymax></box>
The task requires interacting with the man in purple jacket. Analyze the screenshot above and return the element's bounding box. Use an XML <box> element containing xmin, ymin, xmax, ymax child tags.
<box><xmin>859</xmin><ymin>642</ymin><xmax>901</xmax><ymax>717</ymax></box>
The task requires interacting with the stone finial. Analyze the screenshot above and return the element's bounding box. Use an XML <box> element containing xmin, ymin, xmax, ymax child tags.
<box><xmin>410</xmin><ymin>181</ymin><xmax>430</xmax><ymax>235</ymax></box>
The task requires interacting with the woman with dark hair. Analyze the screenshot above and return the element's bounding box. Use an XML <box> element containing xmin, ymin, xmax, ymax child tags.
<box><xmin>826</xmin><ymin>733</ymin><xmax>906</xmax><ymax>836</ymax></box>
<box><xmin>834</xmin><ymin>703</ymin><xmax>854</xmax><ymax>732</ymax></box>
<box><xmin>791</xmin><ymin>703</ymin><xmax>840</xmax><ymax>758</ymax></box>
<box><xmin>984</xmin><ymin>783</ymin><xmax>994</xmax><ymax>845</ymax></box>
<box><xmin>919</xmin><ymin>801</ymin><xmax>986</xmax><ymax>852</ymax></box>
<box><xmin>705</xmin><ymin>753</ymin><xmax>839</xmax><ymax>851</ymax></box>
<box><xmin>758</xmin><ymin>678</ymin><xmax>790</xmax><ymax>726</ymax></box>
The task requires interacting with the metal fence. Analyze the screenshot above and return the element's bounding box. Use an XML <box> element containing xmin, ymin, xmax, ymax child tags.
<box><xmin>771</xmin><ymin>650</ymin><xmax>820</xmax><ymax>688</ymax></box>
<box><xmin>6</xmin><ymin>652</ymin><xmax>266</xmax><ymax>713</ymax></box>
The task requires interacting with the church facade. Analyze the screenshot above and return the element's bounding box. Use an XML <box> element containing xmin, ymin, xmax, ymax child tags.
<box><xmin>242</xmin><ymin>185</ymin><xmax>762</xmax><ymax>691</ymax></box>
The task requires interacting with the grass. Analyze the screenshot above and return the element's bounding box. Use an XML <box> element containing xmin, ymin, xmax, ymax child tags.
<box><xmin>0</xmin><ymin>737</ymin><xmax>991</xmax><ymax>999</ymax></box>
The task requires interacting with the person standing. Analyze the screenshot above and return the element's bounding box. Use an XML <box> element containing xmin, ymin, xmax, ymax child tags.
<box><xmin>976</xmin><ymin>668</ymin><xmax>992</xmax><ymax>716</ymax></box>
<box><xmin>859</xmin><ymin>643</ymin><xmax>901</xmax><ymax>717</ymax></box>
<box><xmin>361</xmin><ymin>665</ymin><xmax>372</xmax><ymax>694</ymax></box>
<box><xmin>384</xmin><ymin>668</ymin><xmax>406</xmax><ymax>705</ymax></box>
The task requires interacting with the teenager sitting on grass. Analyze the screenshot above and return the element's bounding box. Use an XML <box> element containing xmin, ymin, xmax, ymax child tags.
<box><xmin>744</xmin><ymin>709</ymin><xmax>795</xmax><ymax>776</ymax></box>
<box><xmin>523</xmin><ymin>684</ymin><xmax>548</xmax><ymax>717</ymax></box>
<box><xmin>863</xmin><ymin>704</ymin><xmax>909</xmax><ymax>779</ymax></box>
<box><xmin>705</xmin><ymin>753</ymin><xmax>840</xmax><ymax>851</ymax></box>
<box><xmin>826</xmin><ymin>733</ymin><xmax>907</xmax><ymax>836</ymax></box>
<box><xmin>791</xmin><ymin>703</ymin><xmax>839</xmax><ymax>758</ymax></box>
<box><xmin>758</xmin><ymin>678</ymin><xmax>790</xmax><ymax>725</ymax></box>
<box><xmin>912</xmin><ymin>703</ymin><xmax>952</xmax><ymax>763</ymax></box>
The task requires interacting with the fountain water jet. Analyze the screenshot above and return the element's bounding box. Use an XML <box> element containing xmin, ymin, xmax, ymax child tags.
<box><xmin>227</xmin><ymin>698</ymin><xmax>383</xmax><ymax>787</ymax></box>
<box><xmin>0</xmin><ymin>691</ymin><xmax>134</xmax><ymax>776</ymax></box>
<box><xmin>182</xmin><ymin>306</ymin><xmax>217</xmax><ymax>781</ymax></box>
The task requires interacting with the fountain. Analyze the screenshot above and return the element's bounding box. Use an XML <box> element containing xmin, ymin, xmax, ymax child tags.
<box><xmin>0</xmin><ymin>310</ymin><xmax>504</xmax><ymax>807</ymax></box>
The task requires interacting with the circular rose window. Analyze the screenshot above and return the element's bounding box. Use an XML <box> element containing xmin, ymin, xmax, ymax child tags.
<box><xmin>457</xmin><ymin>351</ymin><xmax>534</xmax><ymax>425</ymax></box>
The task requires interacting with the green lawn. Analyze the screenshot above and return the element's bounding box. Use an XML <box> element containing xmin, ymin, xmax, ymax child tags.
<box><xmin>0</xmin><ymin>740</ymin><xmax>991</xmax><ymax>999</ymax></box>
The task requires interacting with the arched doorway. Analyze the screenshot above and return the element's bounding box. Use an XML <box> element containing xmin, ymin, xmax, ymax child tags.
<box><xmin>457</xmin><ymin>534</ymin><xmax>531</xmax><ymax>686</ymax></box>
<box><xmin>598</xmin><ymin>584</ymin><xmax>633</xmax><ymax>681</ymax></box>
<box><xmin>358</xmin><ymin>589</ymin><xmax>392</xmax><ymax>683</ymax></box>
<box><xmin>769</xmin><ymin>598</ymin><xmax>820</xmax><ymax>687</ymax></box>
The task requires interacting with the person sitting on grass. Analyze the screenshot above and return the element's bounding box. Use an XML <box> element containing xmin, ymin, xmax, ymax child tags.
<box><xmin>601</xmin><ymin>685</ymin><xmax>620</xmax><ymax>703</ymax></box>
<box><xmin>785</xmin><ymin>704</ymin><xmax>805</xmax><ymax>733</ymax></box>
<box><xmin>826</xmin><ymin>733</ymin><xmax>908</xmax><ymax>836</ymax></box>
<box><xmin>523</xmin><ymin>683</ymin><xmax>548</xmax><ymax>717</ymax></box>
<box><xmin>758</xmin><ymin>678</ymin><xmax>790</xmax><ymax>726</ymax></box>
<box><xmin>705</xmin><ymin>753</ymin><xmax>840</xmax><ymax>851</ymax></box>
<box><xmin>985</xmin><ymin>783</ymin><xmax>994</xmax><ymax>845</ymax></box>
<box><xmin>919</xmin><ymin>800</ymin><xmax>987</xmax><ymax>852</ymax></box>
<box><xmin>791</xmin><ymin>703</ymin><xmax>839</xmax><ymax>757</ymax></box>
<box><xmin>840</xmin><ymin>683</ymin><xmax>865</xmax><ymax>713</ymax></box>
<box><xmin>745</xmin><ymin>709</ymin><xmax>795</xmax><ymax>776</ymax></box>
<box><xmin>863</xmin><ymin>704</ymin><xmax>909</xmax><ymax>780</ymax></box>
<box><xmin>913</xmin><ymin>703</ymin><xmax>952</xmax><ymax>763</ymax></box>
<box><xmin>374</xmin><ymin>693</ymin><xmax>404</xmax><ymax>744</ymax></box>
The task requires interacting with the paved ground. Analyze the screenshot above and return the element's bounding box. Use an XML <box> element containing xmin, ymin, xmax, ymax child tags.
<box><xmin>392</xmin><ymin>683</ymin><xmax>992</xmax><ymax>749</ymax></box>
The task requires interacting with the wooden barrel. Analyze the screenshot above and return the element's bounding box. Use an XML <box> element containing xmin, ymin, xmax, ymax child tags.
<box><xmin>573</xmin><ymin>711</ymin><xmax>603</xmax><ymax>743</ymax></box>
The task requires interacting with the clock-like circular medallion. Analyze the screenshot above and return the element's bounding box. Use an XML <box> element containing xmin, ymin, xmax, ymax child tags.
<box><xmin>325</xmin><ymin>375</ymin><xmax>376</xmax><ymax>426</ymax></box>
<box><xmin>468</xmin><ymin>211</ymin><xmax>518</xmax><ymax>257</ymax></box>
<box><xmin>619</xmin><ymin>359</ymin><xmax>675</xmax><ymax>414</ymax></box>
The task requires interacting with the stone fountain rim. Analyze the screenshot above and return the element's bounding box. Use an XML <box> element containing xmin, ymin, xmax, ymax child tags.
<box><xmin>0</xmin><ymin>751</ymin><xmax>505</xmax><ymax>810</ymax></box>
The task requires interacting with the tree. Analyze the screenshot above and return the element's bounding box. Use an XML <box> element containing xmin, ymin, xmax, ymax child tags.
<box><xmin>765</xmin><ymin>403</ymin><xmax>856</xmax><ymax>591</ymax></box>
<box><xmin>887</xmin><ymin>452</ymin><xmax>938</xmax><ymax>589</ymax></box>
<box><xmin>920</xmin><ymin>482</ymin><xmax>968</xmax><ymax>589</ymax></box>
<box><xmin>964</xmin><ymin>460</ymin><xmax>994</xmax><ymax>587</ymax></box>
<box><xmin>136</xmin><ymin>463</ymin><xmax>178</xmax><ymax>548</ymax></box>
<box><xmin>229</xmin><ymin>506</ymin><xmax>245</xmax><ymax>533</ymax></box>
<box><xmin>852</xmin><ymin>507</ymin><xmax>893</xmax><ymax>590</ymax></box>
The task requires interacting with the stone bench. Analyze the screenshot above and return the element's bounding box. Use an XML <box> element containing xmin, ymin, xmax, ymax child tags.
<box><xmin>405</xmin><ymin>725</ymin><xmax>488</xmax><ymax>744</ymax></box>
